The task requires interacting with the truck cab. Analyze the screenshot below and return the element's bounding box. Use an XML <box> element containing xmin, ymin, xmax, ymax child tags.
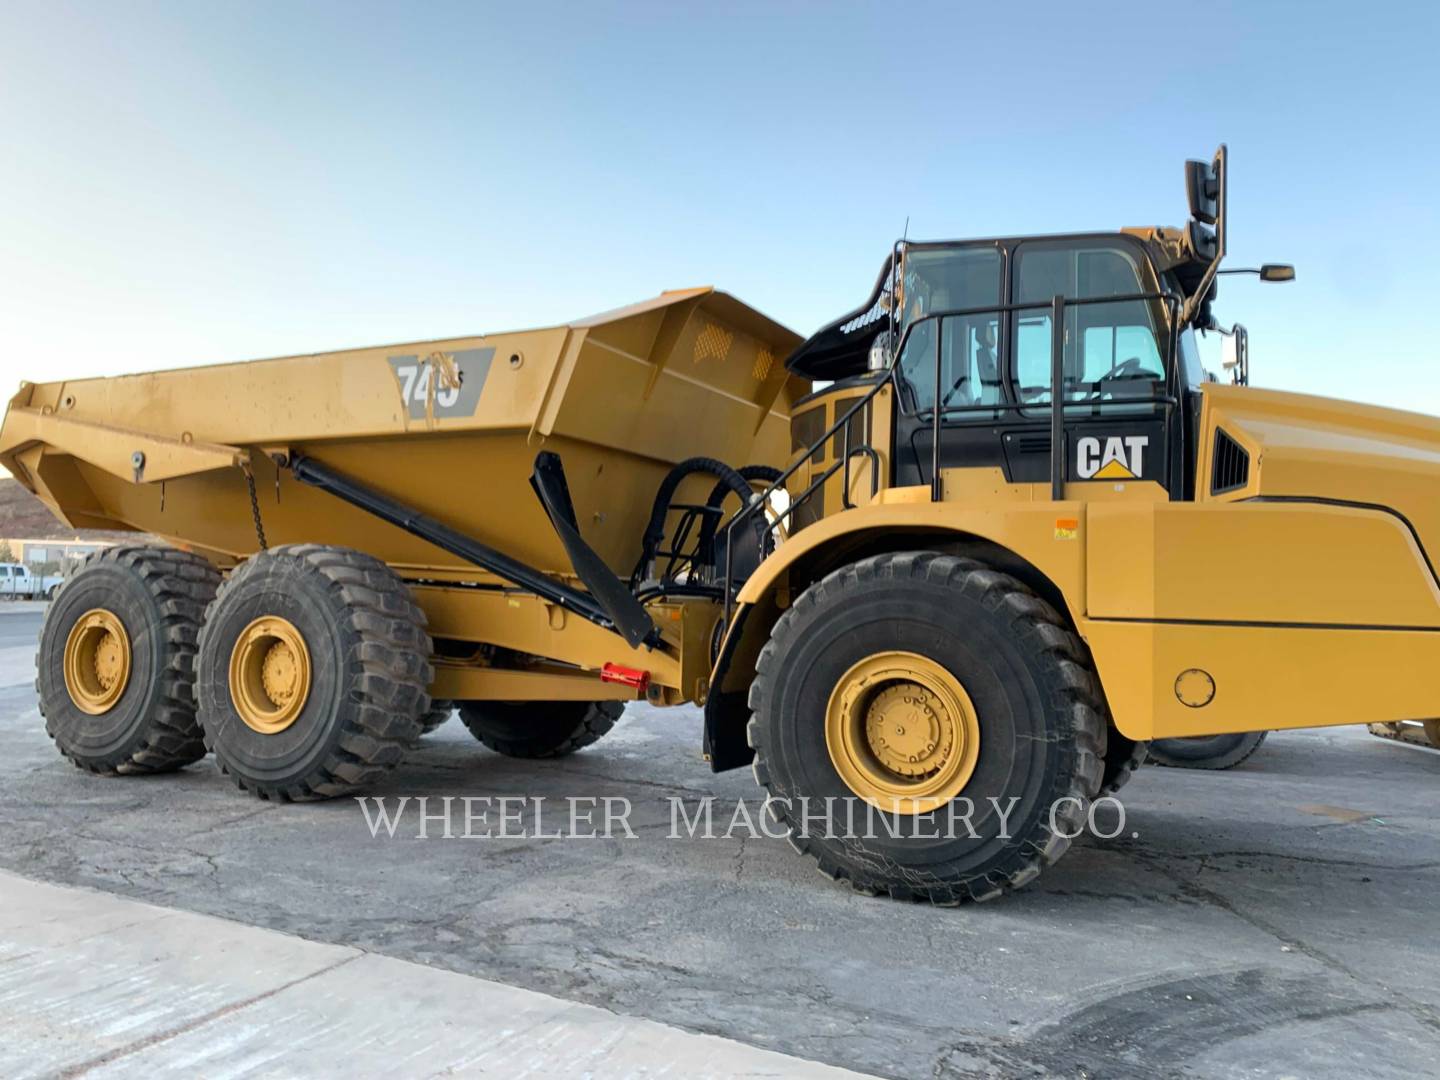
<box><xmin>0</xmin><ymin>563</ymin><xmax>56</xmax><ymax>599</ymax></box>
<box><xmin>782</xmin><ymin>229</ymin><xmax>1203</xmax><ymax>514</ymax></box>
<box><xmin>764</xmin><ymin>148</ymin><xmax>1268</xmax><ymax>534</ymax></box>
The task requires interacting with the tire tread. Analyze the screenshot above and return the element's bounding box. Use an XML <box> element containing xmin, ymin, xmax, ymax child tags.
<box><xmin>197</xmin><ymin>544</ymin><xmax>432</xmax><ymax>801</ymax></box>
<box><xmin>37</xmin><ymin>545</ymin><xmax>220</xmax><ymax>775</ymax></box>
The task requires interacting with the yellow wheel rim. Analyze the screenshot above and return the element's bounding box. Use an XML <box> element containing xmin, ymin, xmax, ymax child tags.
<box><xmin>825</xmin><ymin>650</ymin><xmax>980</xmax><ymax>815</ymax></box>
<box><xmin>63</xmin><ymin>608</ymin><xmax>132</xmax><ymax>715</ymax></box>
<box><xmin>229</xmin><ymin>616</ymin><xmax>311</xmax><ymax>734</ymax></box>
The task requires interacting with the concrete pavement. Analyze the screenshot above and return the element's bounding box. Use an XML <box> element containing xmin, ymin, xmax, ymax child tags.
<box><xmin>0</xmin><ymin>870</ymin><xmax>873</xmax><ymax>1079</ymax></box>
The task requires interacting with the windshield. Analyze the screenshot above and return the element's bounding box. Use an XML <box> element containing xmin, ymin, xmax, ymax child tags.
<box><xmin>1011</xmin><ymin>243</ymin><xmax>1166</xmax><ymax>412</ymax></box>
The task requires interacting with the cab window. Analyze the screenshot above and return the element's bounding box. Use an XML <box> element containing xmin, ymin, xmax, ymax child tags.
<box><xmin>1011</xmin><ymin>242</ymin><xmax>1165</xmax><ymax>411</ymax></box>
<box><xmin>896</xmin><ymin>246</ymin><xmax>1002</xmax><ymax>417</ymax></box>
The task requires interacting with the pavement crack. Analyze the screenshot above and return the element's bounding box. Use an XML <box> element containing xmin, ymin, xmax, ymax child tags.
<box><xmin>55</xmin><ymin>951</ymin><xmax>363</xmax><ymax>1078</ymax></box>
<box><xmin>182</xmin><ymin>803</ymin><xmax>279</xmax><ymax>839</ymax></box>
<box><xmin>1141</xmin><ymin>846</ymin><xmax>1440</xmax><ymax>874</ymax></box>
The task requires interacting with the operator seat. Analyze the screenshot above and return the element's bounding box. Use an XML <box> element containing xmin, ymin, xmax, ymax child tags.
<box><xmin>974</xmin><ymin>323</ymin><xmax>999</xmax><ymax>404</ymax></box>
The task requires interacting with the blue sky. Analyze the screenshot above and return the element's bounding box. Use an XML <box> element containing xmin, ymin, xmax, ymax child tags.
<box><xmin>1</xmin><ymin>1</ymin><xmax>1437</xmax><ymax>414</ymax></box>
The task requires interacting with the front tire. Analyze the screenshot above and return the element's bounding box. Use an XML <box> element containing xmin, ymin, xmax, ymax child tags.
<box><xmin>458</xmin><ymin>700</ymin><xmax>622</xmax><ymax>758</ymax></box>
<box><xmin>36</xmin><ymin>546</ymin><xmax>219</xmax><ymax>775</ymax></box>
<box><xmin>195</xmin><ymin>544</ymin><xmax>432</xmax><ymax>801</ymax></box>
<box><xmin>747</xmin><ymin>552</ymin><xmax>1106</xmax><ymax>903</ymax></box>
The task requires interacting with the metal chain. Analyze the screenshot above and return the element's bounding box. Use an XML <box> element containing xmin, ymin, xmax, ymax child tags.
<box><xmin>243</xmin><ymin>466</ymin><xmax>268</xmax><ymax>550</ymax></box>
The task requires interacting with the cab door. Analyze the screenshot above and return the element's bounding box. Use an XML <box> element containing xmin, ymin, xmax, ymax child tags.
<box><xmin>1005</xmin><ymin>238</ymin><xmax>1174</xmax><ymax>493</ymax></box>
<box><xmin>889</xmin><ymin>243</ymin><xmax>1010</xmax><ymax>486</ymax></box>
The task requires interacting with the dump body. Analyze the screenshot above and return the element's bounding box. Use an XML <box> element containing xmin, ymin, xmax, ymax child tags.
<box><xmin>1</xmin><ymin>288</ymin><xmax>804</xmax><ymax>583</ymax></box>
<box><xmin>3</xmin><ymin>288</ymin><xmax>806</xmax><ymax>706</ymax></box>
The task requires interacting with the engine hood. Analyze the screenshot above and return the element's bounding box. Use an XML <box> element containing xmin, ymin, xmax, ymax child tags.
<box><xmin>1200</xmin><ymin>384</ymin><xmax>1440</xmax><ymax>568</ymax></box>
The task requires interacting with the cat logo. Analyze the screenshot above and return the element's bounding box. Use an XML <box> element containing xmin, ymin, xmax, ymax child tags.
<box><xmin>1076</xmin><ymin>435</ymin><xmax>1148</xmax><ymax>480</ymax></box>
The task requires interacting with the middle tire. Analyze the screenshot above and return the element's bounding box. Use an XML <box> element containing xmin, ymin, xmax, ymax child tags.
<box><xmin>458</xmin><ymin>700</ymin><xmax>622</xmax><ymax>758</ymax></box>
<box><xmin>1147</xmin><ymin>730</ymin><xmax>1268</xmax><ymax>770</ymax></box>
<box><xmin>195</xmin><ymin>544</ymin><xmax>433</xmax><ymax>801</ymax></box>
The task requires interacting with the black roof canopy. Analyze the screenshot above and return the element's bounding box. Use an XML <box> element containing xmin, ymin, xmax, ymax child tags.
<box><xmin>784</xmin><ymin>226</ymin><xmax>1212</xmax><ymax>382</ymax></box>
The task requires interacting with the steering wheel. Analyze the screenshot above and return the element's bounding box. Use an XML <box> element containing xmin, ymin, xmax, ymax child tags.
<box><xmin>1081</xmin><ymin>357</ymin><xmax>1150</xmax><ymax>401</ymax></box>
<box><xmin>1095</xmin><ymin>356</ymin><xmax>1147</xmax><ymax>383</ymax></box>
<box><xmin>1017</xmin><ymin>356</ymin><xmax>1151</xmax><ymax>405</ymax></box>
<box><xmin>939</xmin><ymin>371</ymin><xmax>972</xmax><ymax>408</ymax></box>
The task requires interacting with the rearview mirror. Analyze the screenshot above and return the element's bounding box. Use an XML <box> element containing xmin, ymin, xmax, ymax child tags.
<box><xmin>1186</xmin><ymin>157</ymin><xmax>1220</xmax><ymax>225</ymax></box>
<box><xmin>1220</xmin><ymin>324</ymin><xmax>1249</xmax><ymax>386</ymax></box>
<box><xmin>1188</xmin><ymin>219</ymin><xmax>1218</xmax><ymax>262</ymax></box>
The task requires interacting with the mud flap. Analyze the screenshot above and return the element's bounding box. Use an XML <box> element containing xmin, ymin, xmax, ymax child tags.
<box><xmin>530</xmin><ymin>451</ymin><xmax>657</xmax><ymax>650</ymax></box>
<box><xmin>702</xmin><ymin>604</ymin><xmax>756</xmax><ymax>772</ymax></box>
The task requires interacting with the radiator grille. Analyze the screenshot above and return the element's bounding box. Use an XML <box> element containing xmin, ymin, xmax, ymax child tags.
<box><xmin>1211</xmin><ymin>428</ymin><xmax>1250</xmax><ymax>494</ymax></box>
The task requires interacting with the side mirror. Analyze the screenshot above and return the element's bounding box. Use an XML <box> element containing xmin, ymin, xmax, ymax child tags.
<box><xmin>1180</xmin><ymin>144</ymin><xmax>1227</xmax><ymax>326</ymax></box>
<box><xmin>1188</xmin><ymin>219</ymin><xmax>1218</xmax><ymax>262</ymax></box>
<box><xmin>1220</xmin><ymin>324</ymin><xmax>1249</xmax><ymax>386</ymax></box>
<box><xmin>1186</xmin><ymin>157</ymin><xmax>1220</xmax><ymax>225</ymax></box>
<box><xmin>1259</xmin><ymin>263</ymin><xmax>1295</xmax><ymax>282</ymax></box>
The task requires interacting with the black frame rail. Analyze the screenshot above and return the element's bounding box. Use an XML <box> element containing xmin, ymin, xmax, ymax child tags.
<box><xmin>719</xmin><ymin>290</ymin><xmax>1183</xmax><ymax>625</ymax></box>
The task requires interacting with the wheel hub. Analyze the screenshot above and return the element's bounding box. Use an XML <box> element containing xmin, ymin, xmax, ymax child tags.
<box><xmin>63</xmin><ymin>608</ymin><xmax>132</xmax><ymax>715</ymax></box>
<box><xmin>230</xmin><ymin>616</ymin><xmax>311</xmax><ymax>734</ymax></box>
<box><xmin>826</xmin><ymin>651</ymin><xmax>980</xmax><ymax>815</ymax></box>
<box><xmin>863</xmin><ymin>683</ymin><xmax>955</xmax><ymax>778</ymax></box>
<box><xmin>261</xmin><ymin>641</ymin><xmax>300</xmax><ymax>705</ymax></box>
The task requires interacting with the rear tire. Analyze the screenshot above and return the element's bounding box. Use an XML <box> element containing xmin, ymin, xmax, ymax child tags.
<box><xmin>1147</xmin><ymin>730</ymin><xmax>1267</xmax><ymax>770</ymax></box>
<box><xmin>1100</xmin><ymin>726</ymin><xmax>1149</xmax><ymax>795</ymax></box>
<box><xmin>195</xmin><ymin>544</ymin><xmax>432</xmax><ymax>801</ymax></box>
<box><xmin>36</xmin><ymin>546</ymin><xmax>219</xmax><ymax>775</ymax></box>
<box><xmin>458</xmin><ymin>699</ymin><xmax>622</xmax><ymax>758</ymax></box>
<box><xmin>747</xmin><ymin>552</ymin><xmax>1106</xmax><ymax>904</ymax></box>
<box><xmin>416</xmin><ymin>699</ymin><xmax>453</xmax><ymax>736</ymax></box>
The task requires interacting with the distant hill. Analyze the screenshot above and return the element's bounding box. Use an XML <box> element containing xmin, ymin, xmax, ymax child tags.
<box><xmin>0</xmin><ymin>477</ymin><xmax>137</xmax><ymax>542</ymax></box>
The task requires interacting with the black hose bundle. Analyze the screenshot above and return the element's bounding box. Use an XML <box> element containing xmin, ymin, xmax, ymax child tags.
<box><xmin>694</xmin><ymin>464</ymin><xmax>783</xmax><ymax>567</ymax></box>
<box><xmin>633</xmin><ymin>458</ymin><xmax>776</xmax><ymax>586</ymax></box>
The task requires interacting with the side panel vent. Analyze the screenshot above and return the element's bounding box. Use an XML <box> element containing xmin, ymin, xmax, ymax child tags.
<box><xmin>1211</xmin><ymin>428</ymin><xmax>1250</xmax><ymax>494</ymax></box>
<box><xmin>791</xmin><ymin>406</ymin><xmax>825</xmax><ymax>465</ymax></box>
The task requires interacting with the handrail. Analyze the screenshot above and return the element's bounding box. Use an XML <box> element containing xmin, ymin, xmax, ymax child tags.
<box><xmin>720</xmin><ymin>289</ymin><xmax>1184</xmax><ymax>623</ymax></box>
<box><xmin>720</xmin><ymin>366</ymin><xmax>896</xmax><ymax>623</ymax></box>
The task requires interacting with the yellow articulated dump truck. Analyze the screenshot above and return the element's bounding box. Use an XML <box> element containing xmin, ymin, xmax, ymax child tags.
<box><xmin>6</xmin><ymin>145</ymin><xmax>1439</xmax><ymax>903</ymax></box>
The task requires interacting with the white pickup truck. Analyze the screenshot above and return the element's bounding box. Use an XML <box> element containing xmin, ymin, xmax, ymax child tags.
<box><xmin>0</xmin><ymin>563</ymin><xmax>63</xmax><ymax>599</ymax></box>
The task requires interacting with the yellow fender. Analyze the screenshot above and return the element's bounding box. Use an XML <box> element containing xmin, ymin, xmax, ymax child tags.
<box><xmin>704</xmin><ymin>495</ymin><xmax>1087</xmax><ymax>770</ymax></box>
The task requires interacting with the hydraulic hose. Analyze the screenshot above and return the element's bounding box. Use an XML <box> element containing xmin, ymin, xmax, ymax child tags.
<box><xmin>633</xmin><ymin>458</ymin><xmax>769</xmax><ymax>585</ymax></box>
